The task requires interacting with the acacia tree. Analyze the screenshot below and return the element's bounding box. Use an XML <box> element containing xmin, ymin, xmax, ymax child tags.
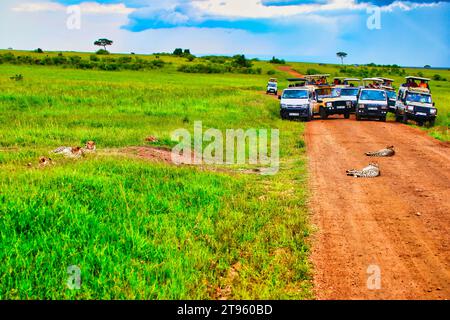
<box><xmin>94</xmin><ymin>38</ymin><xmax>113</xmax><ymax>51</ymax></box>
<box><xmin>336</xmin><ymin>52</ymin><xmax>348</xmax><ymax>65</ymax></box>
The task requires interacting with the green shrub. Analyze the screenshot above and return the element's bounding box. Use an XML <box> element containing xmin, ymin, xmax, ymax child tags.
<box><xmin>306</xmin><ymin>68</ymin><xmax>320</xmax><ymax>75</ymax></box>
<box><xmin>69</xmin><ymin>56</ymin><xmax>82</xmax><ymax>64</ymax></box>
<box><xmin>118</xmin><ymin>56</ymin><xmax>132</xmax><ymax>64</ymax></box>
<box><xmin>96</xmin><ymin>49</ymin><xmax>109</xmax><ymax>55</ymax></box>
<box><xmin>232</xmin><ymin>54</ymin><xmax>253</xmax><ymax>68</ymax></box>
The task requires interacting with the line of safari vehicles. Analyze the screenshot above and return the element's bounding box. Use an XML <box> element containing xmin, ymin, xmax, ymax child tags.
<box><xmin>272</xmin><ymin>75</ymin><xmax>437</xmax><ymax>126</ymax></box>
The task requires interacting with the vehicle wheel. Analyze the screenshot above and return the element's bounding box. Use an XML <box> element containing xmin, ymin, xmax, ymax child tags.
<box><xmin>417</xmin><ymin>121</ymin><xmax>424</xmax><ymax>127</ymax></box>
<box><xmin>344</xmin><ymin>113</ymin><xmax>350</xmax><ymax>119</ymax></box>
<box><xmin>395</xmin><ymin>112</ymin><xmax>402</xmax><ymax>122</ymax></box>
<box><xmin>319</xmin><ymin>108</ymin><xmax>328</xmax><ymax>120</ymax></box>
<box><xmin>402</xmin><ymin>113</ymin><xmax>408</xmax><ymax>124</ymax></box>
<box><xmin>380</xmin><ymin>116</ymin><xmax>386</xmax><ymax>122</ymax></box>
<box><xmin>429</xmin><ymin>119</ymin><xmax>436</xmax><ymax>127</ymax></box>
<box><xmin>356</xmin><ymin>114</ymin><xmax>361</xmax><ymax>121</ymax></box>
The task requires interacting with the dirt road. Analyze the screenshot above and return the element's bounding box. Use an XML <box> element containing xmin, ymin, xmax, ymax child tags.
<box><xmin>305</xmin><ymin>116</ymin><xmax>450</xmax><ymax>299</ymax></box>
<box><xmin>277</xmin><ymin>66</ymin><xmax>303</xmax><ymax>78</ymax></box>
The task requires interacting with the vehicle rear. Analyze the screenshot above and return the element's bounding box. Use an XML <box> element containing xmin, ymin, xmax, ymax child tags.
<box><xmin>280</xmin><ymin>88</ymin><xmax>313</xmax><ymax>121</ymax></box>
<box><xmin>356</xmin><ymin>89</ymin><xmax>389</xmax><ymax>121</ymax></box>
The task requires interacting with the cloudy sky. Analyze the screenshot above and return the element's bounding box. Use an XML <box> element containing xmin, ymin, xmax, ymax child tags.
<box><xmin>0</xmin><ymin>0</ymin><xmax>449</xmax><ymax>66</ymax></box>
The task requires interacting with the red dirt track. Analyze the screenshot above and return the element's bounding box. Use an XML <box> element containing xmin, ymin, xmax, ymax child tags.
<box><xmin>306</xmin><ymin>116</ymin><xmax>450</xmax><ymax>299</ymax></box>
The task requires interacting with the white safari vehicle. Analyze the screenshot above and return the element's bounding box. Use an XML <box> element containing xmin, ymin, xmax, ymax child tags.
<box><xmin>266</xmin><ymin>78</ymin><xmax>278</xmax><ymax>95</ymax></box>
<box><xmin>355</xmin><ymin>88</ymin><xmax>389</xmax><ymax>121</ymax></box>
<box><xmin>395</xmin><ymin>77</ymin><xmax>437</xmax><ymax>126</ymax></box>
<box><xmin>279</xmin><ymin>87</ymin><xmax>314</xmax><ymax>121</ymax></box>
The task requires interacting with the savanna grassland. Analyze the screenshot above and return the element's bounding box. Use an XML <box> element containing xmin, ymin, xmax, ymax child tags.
<box><xmin>0</xmin><ymin>50</ymin><xmax>448</xmax><ymax>299</ymax></box>
<box><xmin>0</xmin><ymin>52</ymin><xmax>311</xmax><ymax>299</ymax></box>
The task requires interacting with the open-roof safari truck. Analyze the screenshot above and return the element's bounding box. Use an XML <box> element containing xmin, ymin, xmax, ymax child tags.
<box><xmin>303</xmin><ymin>74</ymin><xmax>340</xmax><ymax>119</ymax></box>
<box><xmin>326</xmin><ymin>77</ymin><xmax>361</xmax><ymax>116</ymax></box>
<box><xmin>394</xmin><ymin>76</ymin><xmax>437</xmax><ymax>127</ymax></box>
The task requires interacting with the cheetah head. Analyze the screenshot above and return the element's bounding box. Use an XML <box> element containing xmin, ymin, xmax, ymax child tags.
<box><xmin>85</xmin><ymin>141</ymin><xmax>96</xmax><ymax>150</ymax></box>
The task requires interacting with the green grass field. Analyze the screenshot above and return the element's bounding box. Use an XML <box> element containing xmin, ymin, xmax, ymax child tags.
<box><xmin>0</xmin><ymin>51</ymin><xmax>448</xmax><ymax>299</ymax></box>
<box><xmin>0</xmin><ymin>54</ymin><xmax>311</xmax><ymax>299</ymax></box>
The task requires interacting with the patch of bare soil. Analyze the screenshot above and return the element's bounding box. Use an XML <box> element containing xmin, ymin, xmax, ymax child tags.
<box><xmin>121</xmin><ymin>146</ymin><xmax>174</xmax><ymax>163</ymax></box>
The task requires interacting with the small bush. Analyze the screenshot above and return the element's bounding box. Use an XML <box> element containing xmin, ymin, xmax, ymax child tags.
<box><xmin>35</xmin><ymin>48</ymin><xmax>44</xmax><ymax>53</ymax></box>
<box><xmin>96</xmin><ymin>49</ymin><xmax>110</xmax><ymax>55</ymax></box>
<box><xmin>69</xmin><ymin>56</ymin><xmax>82</xmax><ymax>64</ymax></box>
<box><xmin>118</xmin><ymin>56</ymin><xmax>132</xmax><ymax>64</ymax></box>
<box><xmin>432</xmin><ymin>74</ymin><xmax>446</xmax><ymax>81</ymax></box>
<box><xmin>90</xmin><ymin>55</ymin><xmax>99</xmax><ymax>62</ymax></box>
<box><xmin>267</xmin><ymin>70</ymin><xmax>276</xmax><ymax>75</ymax></box>
<box><xmin>306</xmin><ymin>68</ymin><xmax>320</xmax><ymax>75</ymax></box>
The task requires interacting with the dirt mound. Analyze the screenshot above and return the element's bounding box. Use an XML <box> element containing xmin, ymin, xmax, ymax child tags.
<box><xmin>121</xmin><ymin>146</ymin><xmax>174</xmax><ymax>163</ymax></box>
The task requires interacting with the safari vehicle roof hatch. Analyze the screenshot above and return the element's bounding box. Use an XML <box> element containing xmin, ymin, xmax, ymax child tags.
<box><xmin>407</xmin><ymin>86</ymin><xmax>431</xmax><ymax>94</ymax></box>
<box><xmin>287</xmin><ymin>78</ymin><xmax>307</xmax><ymax>88</ymax></box>
<box><xmin>405</xmin><ymin>76</ymin><xmax>431</xmax><ymax>82</ymax></box>
<box><xmin>305</xmin><ymin>74</ymin><xmax>330</xmax><ymax>79</ymax></box>
<box><xmin>268</xmin><ymin>78</ymin><xmax>278</xmax><ymax>83</ymax></box>
<box><xmin>344</xmin><ymin>78</ymin><xmax>360</xmax><ymax>82</ymax></box>
<box><xmin>362</xmin><ymin>78</ymin><xmax>383</xmax><ymax>83</ymax></box>
<box><xmin>287</xmin><ymin>78</ymin><xmax>307</xmax><ymax>82</ymax></box>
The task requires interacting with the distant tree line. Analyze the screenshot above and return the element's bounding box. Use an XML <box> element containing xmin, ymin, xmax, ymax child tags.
<box><xmin>339</xmin><ymin>65</ymin><xmax>407</xmax><ymax>78</ymax></box>
<box><xmin>178</xmin><ymin>54</ymin><xmax>262</xmax><ymax>74</ymax></box>
<box><xmin>269</xmin><ymin>56</ymin><xmax>285</xmax><ymax>64</ymax></box>
<box><xmin>0</xmin><ymin>52</ymin><xmax>165</xmax><ymax>71</ymax></box>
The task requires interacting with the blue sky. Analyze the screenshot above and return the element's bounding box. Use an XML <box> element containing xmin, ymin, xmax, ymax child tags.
<box><xmin>0</xmin><ymin>0</ymin><xmax>449</xmax><ymax>66</ymax></box>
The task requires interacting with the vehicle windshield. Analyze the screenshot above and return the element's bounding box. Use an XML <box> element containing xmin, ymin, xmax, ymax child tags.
<box><xmin>340</xmin><ymin>88</ymin><xmax>359</xmax><ymax>96</ymax></box>
<box><xmin>386</xmin><ymin>91</ymin><xmax>397</xmax><ymax>100</ymax></box>
<box><xmin>282</xmin><ymin>90</ymin><xmax>309</xmax><ymax>99</ymax></box>
<box><xmin>360</xmin><ymin>90</ymin><xmax>386</xmax><ymax>101</ymax></box>
<box><xmin>331</xmin><ymin>88</ymin><xmax>341</xmax><ymax>97</ymax></box>
<box><xmin>406</xmin><ymin>93</ymin><xmax>432</xmax><ymax>104</ymax></box>
<box><xmin>316</xmin><ymin>88</ymin><xmax>332</xmax><ymax>99</ymax></box>
<box><xmin>268</xmin><ymin>83</ymin><xmax>277</xmax><ymax>87</ymax></box>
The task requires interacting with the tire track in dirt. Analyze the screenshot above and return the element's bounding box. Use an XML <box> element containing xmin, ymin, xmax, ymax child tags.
<box><xmin>306</xmin><ymin>116</ymin><xmax>450</xmax><ymax>299</ymax></box>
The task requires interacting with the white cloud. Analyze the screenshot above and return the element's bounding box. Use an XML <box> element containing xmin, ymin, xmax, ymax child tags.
<box><xmin>12</xmin><ymin>2</ymin><xmax>64</xmax><ymax>12</ymax></box>
<box><xmin>12</xmin><ymin>1</ymin><xmax>135</xmax><ymax>15</ymax></box>
<box><xmin>381</xmin><ymin>1</ymin><xmax>440</xmax><ymax>12</ymax></box>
